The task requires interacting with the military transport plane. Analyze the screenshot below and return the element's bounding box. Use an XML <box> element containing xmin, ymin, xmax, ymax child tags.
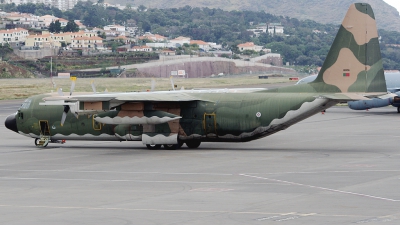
<box><xmin>5</xmin><ymin>3</ymin><xmax>387</xmax><ymax>149</ymax></box>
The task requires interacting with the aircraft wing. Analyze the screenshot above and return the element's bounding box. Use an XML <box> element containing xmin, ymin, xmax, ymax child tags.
<box><xmin>387</xmin><ymin>88</ymin><xmax>400</xmax><ymax>93</ymax></box>
<box><xmin>376</xmin><ymin>92</ymin><xmax>398</xmax><ymax>99</ymax></box>
<box><xmin>319</xmin><ymin>92</ymin><xmax>387</xmax><ymax>101</ymax></box>
<box><xmin>114</xmin><ymin>92</ymin><xmax>204</xmax><ymax>102</ymax></box>
<box><xmin>42</xmin><ymin>91</ymin><xmax>201</xmax><ymax>103</ymax></box>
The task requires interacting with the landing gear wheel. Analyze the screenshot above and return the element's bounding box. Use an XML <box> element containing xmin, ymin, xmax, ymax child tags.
<box><xmin>177</xmin><ymin>139</ymin><xmax>184</xmax><ymax>148</ymax></box>
<box><xmin>146</xmin><ymin>144</ymin><xmax>161</xmax><ymax>150</ymax></box>
<box><xmin>186</xmin><ymin>140</ymin><xmax>201</xmax><ymax>149</ymax></box>
<box><xmin>163</xmin><ymin>144</ymin><xmax>179</xmax><ymax>150</ymax></box>
<box><xmin>35</xmin><ymin>138</ymin><xmax>48</xmax><ymax>147</ymax></box>
<box><xmin>397</xmin><ymin>106</ymin><xmax>400</xmax><ymax>113</ymax></box>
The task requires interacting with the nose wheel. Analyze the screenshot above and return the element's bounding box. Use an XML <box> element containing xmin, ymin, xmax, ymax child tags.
<box><xmin>35</xmin><ymin>137</ymin><xmax>49</xmax><ymax>147</ymax></box>
<box><xmin>185</xmin><ymin>140</ymin><xmax>201</xmax><ymax>149</ymax></box>
<box><xmin>146</xmin><ymin>144</ymin><xmax>162</xmax><ymax>150</ymax></box>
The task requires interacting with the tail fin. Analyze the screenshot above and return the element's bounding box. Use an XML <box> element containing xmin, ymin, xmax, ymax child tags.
<box><xmin>311</xmin><ymin>3</ymin><xmax>386</xmax><ymax>93</ymax></box>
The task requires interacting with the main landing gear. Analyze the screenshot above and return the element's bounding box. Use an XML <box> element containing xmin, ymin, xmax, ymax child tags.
<box><xmin>34</xmin><ymin>138</ymin><xmax>66</xmax><ymax>147</ymax></box>
<box><xmin>146</xmin><ymin>140</ymin><xmax>201</xmax><ymax>150</ymax></box>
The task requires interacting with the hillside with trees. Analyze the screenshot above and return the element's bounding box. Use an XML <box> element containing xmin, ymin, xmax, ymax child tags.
<box><xmin>123</xmin><ymin>0</ymin><xmax>400</xmax><ymax>32</ymax></box>
<box><xmin>2</xmin><ymin>2</ymin><xmax>400</xmax><ymax>69</ymax></box>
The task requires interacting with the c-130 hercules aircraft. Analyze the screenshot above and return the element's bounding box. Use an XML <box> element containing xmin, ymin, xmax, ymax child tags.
<box><xmin>5</xmin><ymin>3</ymin><xmax>387</xmax><ymax>149</ymax></box>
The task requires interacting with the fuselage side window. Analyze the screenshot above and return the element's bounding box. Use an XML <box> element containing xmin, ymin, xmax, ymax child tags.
<box><xmin>20</xmin><ymin>99</ymin><xmax>32</xmax><ymax>109</ymax></box>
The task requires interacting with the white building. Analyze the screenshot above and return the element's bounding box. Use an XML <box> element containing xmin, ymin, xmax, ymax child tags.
<box><xmin>103</xmin><ymin>25</ymin><xmax>126</xmax><ymax>36</ymax></box>
<box><xmin>190</xmin><ymin>40</ymin><xmax>211</xmax><ymax>52</ymax></box>
<box><xmin>0</xmin><ymin>28</ymin><xmax>29</xmax><ymax>44</ymax></box>
<box><xmin>39</xmin><ymin>15</ymin><xmax>58</xmax><ymax>27</ymax></box>
<box><xmin>267</xmin><ymin>23</ymin><xmax>284</xmax><ymax>35</ymax></box>
<box><xmin>237</xmin><ymin>42</ymin><xmax>263</xmax><ymax>52</ymax></box>
<box><xmin>4</xmin><ymin>0</ymin><xmax>87</xmax><ymax>11</ymax></box>
<box><xmin>247</xmin><ymin>23</ymin><xmax>284</xmax><ymax>37</ymax></box>
<box><xmin>129</xmin><ymin>46</ymin><xmax>152</xmax><ymax>52</ymax></box>
<box><xmin>169</xmin><ymin>36</ymin><xmax>190</xmax><ymax>47</ymax></box>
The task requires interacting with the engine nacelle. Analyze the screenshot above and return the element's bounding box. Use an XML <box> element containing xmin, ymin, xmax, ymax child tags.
<box><xmin>348</xmin><ymin>98</ymin><xmax>393</xmax><ymax>110</ymax></box>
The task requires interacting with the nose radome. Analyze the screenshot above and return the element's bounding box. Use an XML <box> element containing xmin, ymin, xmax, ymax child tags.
<box><xmin>5</xmin><ymin>113</ymin><xmax>18</xmax><ymax>133</ymax></box>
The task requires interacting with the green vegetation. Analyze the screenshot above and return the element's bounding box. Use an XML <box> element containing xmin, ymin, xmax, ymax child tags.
<box><xmin>1</xmin><ymin>3</ymin><xmax>400</xmax><ymax>69</ymax></box>
<box><xmin>0</xmin><ymin>44</ymin><xmax>13</xmax><ymax>61</ymax></box>
<box><xmin>49</xmin><ymin>20</ymin><xmax>79</xmax><ymax>33</ymax></box>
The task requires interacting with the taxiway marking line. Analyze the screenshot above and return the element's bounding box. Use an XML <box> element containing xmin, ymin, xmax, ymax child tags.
<box><xmin>1</xmin><ymin>169</ymin><xmax>400</xmax><ymax>175</ymax></box>
<box><xmin>0</xmin><ymin>169</ymin><xmax>234</xmax><ymax>176</ymax></box>
<box><xmin>0</xmin><ymin>177</ymin><xmax>288</xmax><ymax>185</ymax></box>
<box><xmin>0</xmin><ymin>204</ymin><xmax>373</xmax><ymax>218</ymax></box>
<box><xmin>240</xmin><ymin>174</ymin><xmax>400</xmax><ymax>202</ymax></box>
<box><xmin>0</xmin><ymin>205</ymin><xmax>312</xmax><ymax>215</ymax></box>
<box><xmin>0</xmin><ymin>204</ymin><xmax>392</xmax><ymax>220</ymax></box>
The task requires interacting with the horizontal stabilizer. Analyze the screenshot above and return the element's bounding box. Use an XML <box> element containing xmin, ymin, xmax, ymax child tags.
<box><xmin>319</xmin><ymin>92</ymin><xmax>387</xmax><ymax>101</ymax></box>
<box><xmin>377</xmin><ymin>92</ymin><xmax>397</xmax><ymax>99</ymax></box>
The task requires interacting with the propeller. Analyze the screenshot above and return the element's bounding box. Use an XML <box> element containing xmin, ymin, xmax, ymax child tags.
<box><xmin>170</xmin><ymin>76</ymin><xmax>175</xmax><ymax>91</ymax></box>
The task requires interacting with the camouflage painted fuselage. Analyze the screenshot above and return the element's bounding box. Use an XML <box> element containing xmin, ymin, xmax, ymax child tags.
<box><xmin>15</xmin><ymin>91</ymin><xmax>333</xmax><ymax>143</ymax></box>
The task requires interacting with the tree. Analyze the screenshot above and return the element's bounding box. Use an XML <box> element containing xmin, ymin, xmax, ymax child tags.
<box><xmin>0</xmin><ymin>43</ymin><xmax>13</xmax><ymax>58</ymax></box>
<box><xmin>63</xmin><ymin>20</ymin><xmax>79</xmax><ymax>32</ymax></box>
<box><xmin>16</xmin><ymin>3</ymin><xmax>36</xmax><ymax>14</ymax></box>
<box><xmin>54</xmin><ymin>20</ymin><xmax>62</xmax><ymax>33</ymax></box>
<box><xmin>97</xmin><ymin>31</ymin><xmax>106</xmax><ymax>39</ymax></box>
<box><xmin>138</xmin><ymin>5</ymin><xmax>146</xmax><ymax>12</ymax></box>
<box><xmin>48</xmin><ymin>21</ymin><xmax>56</xmax><ymax>33</ymax></box>
<box><xmin>83</xmin><ymin>5</ymin><xmax>107</xmax><ymax>27</ymax></box>
<box><xmin>49</xmin><ymin>20</ymin><xmax>62</xmax><ymax>33</ymax></box>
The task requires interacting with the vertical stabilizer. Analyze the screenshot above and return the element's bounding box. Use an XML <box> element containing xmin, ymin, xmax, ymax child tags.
<box><xmin>311</xmin><ymin>3</ymin><xmax>386</xmax><ymax>93</ymax></box>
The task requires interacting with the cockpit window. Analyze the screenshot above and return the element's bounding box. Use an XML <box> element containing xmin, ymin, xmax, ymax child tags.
<box><xmin>20</xmin><ymin>99</ymin><xmax>32</xmax><ymax>109</ymax></box>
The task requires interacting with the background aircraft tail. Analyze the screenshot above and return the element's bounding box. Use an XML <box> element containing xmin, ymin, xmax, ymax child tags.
<box><xmin>310</xmin><ymin>3</ymin><xmax>386</xmax><ymax>94</ymax></box>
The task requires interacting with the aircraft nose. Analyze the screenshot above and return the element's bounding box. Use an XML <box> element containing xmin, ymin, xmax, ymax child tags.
<box><xmin>5</xmin><ymin>113</ymin><xmax>18</xmax><ymax>133</ymax></box>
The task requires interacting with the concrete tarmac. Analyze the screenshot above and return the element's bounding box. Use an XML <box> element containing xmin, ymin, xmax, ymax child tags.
<box><xmin>1</xmin><ymin>100</ymin><xmax>400</xmax><ymax>224</ymax></box>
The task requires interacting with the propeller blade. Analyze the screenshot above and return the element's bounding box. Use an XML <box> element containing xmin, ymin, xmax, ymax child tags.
<box><xmin>61</xmin><ymin>105</ymin><xmax>70</xmax><ymax>126</ymax></box>
<box><xmin>61</xmin><ymin>112</ymin><xmax>67</xmax><ymax>126</ymax></box>
<box><xmin>170</xmin><ymin>76</ymin><xmax>175</xmax><ymax>91</ymax></box>
<box><xmin>58</xmin><ymin>88</ymin><xmax>64</xmax><ymax>96</ymax></box>
<box><xmin>70</xmin><ymin>80</ymin><xmax>75</xmax><ymax>96</ymax></box>
<box><xmin>91</xmin><ymin>80</ymin><xmax>96</xmax><ymax>93</ymax></box>
<box><xmin>151</xmin><ymin>78</ymin><xmax>156</xmax><ymax>92</ymax></box>
<box><xmin>69</xmin><ymin>77</ymin><xmax>77</xmax><ymax>96</ymax></box>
